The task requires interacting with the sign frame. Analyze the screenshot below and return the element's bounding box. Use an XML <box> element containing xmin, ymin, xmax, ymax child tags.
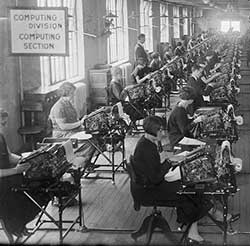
<box><xmin>8</xmin><ymin>7</ymin><xmax>69</xmax><ymax>56</ymax></box>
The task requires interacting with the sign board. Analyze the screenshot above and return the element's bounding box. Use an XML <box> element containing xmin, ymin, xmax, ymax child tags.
<box><xmin>9</xmin><ymin>7</ymin><xmax>68</xmax><ymax>55</ymax></box>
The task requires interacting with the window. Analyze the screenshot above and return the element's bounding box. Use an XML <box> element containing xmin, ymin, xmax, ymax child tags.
<box><xmin>106</xmin><ymin>0</ymin><xmax>129</xmax><ymax>64</ymax></box>
<box><xmin>188</xmin><ymin>8</ymin><xmax>192</xmax><ymax>36</ymax></box>
<box><xmin>221</xmin><ymin>20</ymin><xmax>240</xmax><ymax>32</ymax></box>
<box><xmin>183</xmin><ymin>7</ymin><xmax>188</xmax><ymax>35</ymax></box>
<box><xmin>160</xmin><ymin>3</ymin><xmax>169</xmax><ymax>42</ymax></box>
<box><xmin>140</xmin><ymin>0</ymin><xmax>153</xmax><ymax>52</ymax></box>
<box><xmin>173</xmin><ymin>6</ymin><xmax>180</xmax><ymax>38</ymax></box>
<box><xmin>38</xmin><ymin>0</ymin><xmax>84</xmax><ymax>86</ymax></box>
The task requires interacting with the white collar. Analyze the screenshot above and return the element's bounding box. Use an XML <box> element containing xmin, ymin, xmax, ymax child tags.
<box><xmin>144</xmin><ymin>133</ymin><xmax>158</xmax><ymax>145</ymax></box>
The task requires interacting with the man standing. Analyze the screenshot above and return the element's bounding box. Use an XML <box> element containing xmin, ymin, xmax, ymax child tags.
<box><xmin>134</xmin><ymin>33</ymin><xmax>149</xmax><ymax>66</ymax></box>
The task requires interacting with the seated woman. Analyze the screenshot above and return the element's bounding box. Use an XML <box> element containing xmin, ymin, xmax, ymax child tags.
<box><xmin>0</xmin><ymin>108</ymin><xmax>49</xmax><ymax>240</ymax></box>
<box><xmin>149</xmin><ymin>52</ymin><xmax>162</xmax><ymax>72</ymax></box>
<box><xmin>109</xmin><ymin>66</ymin><xmax>124</xmax><ymax>105</ymax></box>
<box><xmin>133</xmin><ymin>115</ymin><xmax>232</xmax><ymax>244</ymax></box>
<box><xmin>167</xmin><ymin>86</ymin><xmax>205</xmax><ymax>151</ymax></box>
<box><xmin>131</xmin><ymin>57</ymin><xmax>151</xmax><ymax>84</ymax></box>
<box><xmin>132</xmin><ymin>115</ymin><xmax>213</xmax><ymax>243</ymax></box>
<box><xmin>49</xmin><ymin>82</ymin><xmax>96</xmax><ymax>168</ymax></box>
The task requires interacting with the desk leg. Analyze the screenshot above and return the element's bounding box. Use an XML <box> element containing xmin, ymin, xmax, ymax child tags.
<box><xmin>222</xmin><ymin>194</ymin><xmax>229</xmax><ymax>246</ymax></box>
<box><xmin>58</xmin><ymin>196</ymin><xmax>63</xmax><ymax>244</ymax></box>
<box><xmin>112</xmin><ymin>139</ymin><xmax>115</xmax><ymax>184</ymax></box>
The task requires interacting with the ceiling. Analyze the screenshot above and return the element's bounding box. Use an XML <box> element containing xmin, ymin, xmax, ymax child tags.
<box><xmin>161</xmin><ymin>0</ymin><xmax>250</xmax><ymax>10</ymax></box>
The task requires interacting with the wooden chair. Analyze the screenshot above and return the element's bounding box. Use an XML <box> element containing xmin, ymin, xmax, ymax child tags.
<box><xmin>18</xmin><ymin>100</ymin><xmax>45</xmax><ymax>150</ymax></box>
<box><xmin>126</xmin><ymin>155</ymin><xmax>178</xmax><ymax>245</ymax></box>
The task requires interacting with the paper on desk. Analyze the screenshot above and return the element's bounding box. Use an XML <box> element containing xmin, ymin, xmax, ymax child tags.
<box><xmin>203</xmin><ymin>95</ymin><xmax>210</xmax><ymax>102</ymax></box>
<box><xmin>70</xmin><ymin>131</ymin><xmax>92</xmax><ymax>140</ymax></box>
<box><xmin>62</xmin><ymin>140</ymin><xmax>75</xmax><ymax>163</ymax></box>
<box><xmin>164</xmin><ymin>166</ymin><xmax>181</xmax><ymax>182</ymax></box>
<box><xmin>178</xmin><ymin>137</ymin><xmax>206</xmax><ymax>146</ymax></box>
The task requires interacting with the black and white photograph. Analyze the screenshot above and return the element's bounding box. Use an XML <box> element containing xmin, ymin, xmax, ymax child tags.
<box><xmin>0</xmin><ymin>0</ymin><xmax>249</xmax><ymax>245</ymax></box>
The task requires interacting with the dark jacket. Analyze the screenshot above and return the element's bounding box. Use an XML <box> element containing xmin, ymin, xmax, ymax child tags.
<box><xmin>167</xmin><ymin>104</ymin><xmax>193</xmax><ymax>149</ymax></box>
<box><xmin>134</xmin><ymin>43</ymin><xmax>148</xmax><ymax>64</ymax></box>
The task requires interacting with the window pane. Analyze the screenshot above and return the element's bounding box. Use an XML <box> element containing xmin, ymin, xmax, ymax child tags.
<box><xmin>160</xmin><ymin>4</ymin><xmax>169</xmax><ymax>42</ymax></box>
<box><xmin>107</xmin><ymin>0</ymin><xmax>128</xmax><ymax>64</ymax></box>
<box><xmin>38</xmin><ymin>0</ymin><xmax>83</xmax><ymax>86</ymax></box>
<box><xmin>173</xmin><ymin>6</ymin><xmax>180</xmax><ymax>38</ymax></box>
<box><xmin>221</xmin><ymin>20</ymin><xmax>230</xmax><ymax>32</ymax></box>
<box><xmin>140</xmin><ymin>0</ymin><xmax>153</xmax><ymax>51</ymax></box>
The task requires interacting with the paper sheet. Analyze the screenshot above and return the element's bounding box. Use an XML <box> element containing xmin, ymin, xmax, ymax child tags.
<box><xmin>164</xmin><ymin>166</ymin><xmax>181</xmax><ymax>182</ymax></box>
<box><xmin>70</xmin><ymin>131</ymin><xmax>92</xmax><ymax>140</ymax></box>
<box><xmin>178</xmin><ymin>137</ymin><xmax>206</xmax><ymax>146</ymax></box>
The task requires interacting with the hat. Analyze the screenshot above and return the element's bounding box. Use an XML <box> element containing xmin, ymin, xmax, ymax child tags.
<box><xmin>179</xmin><ymin>86</ymin><xmax>196</xmax><ymax>100</ymax></box>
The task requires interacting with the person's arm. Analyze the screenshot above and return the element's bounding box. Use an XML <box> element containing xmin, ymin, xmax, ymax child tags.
<box><xmin>55</xmin><ymin>118</ymin><xmax>82</xmax><ymax>130</ymax></box>
<box><xmin>0</xmin><ymin>163</ymin><xmax>30</xmax><ymax>178</ymax></box>
<box><xmin>176</xmin><ymin>108</ymin><xmax>193</xmax><ymax>137</ymax></box>
<box><xmin>53</xmin><ymin>105</ymin><xmax>83</xmax><ymax>130</ymax></box>
<box><xmin>201</xmin><ymin>72</ymin><xmax>221</xmax><ymax>84</ymax></box>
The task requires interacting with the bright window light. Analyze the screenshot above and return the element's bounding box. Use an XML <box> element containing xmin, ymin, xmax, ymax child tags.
<box><xmin>220</xmin><ymin>20</ymin><xmax>240</xmax><ymax>32</ymax></box>
<box><xmin>231</xmin><ymin>21</ymin><xmax>240</xmax><ymax>32</ymax></box>
<box><xmin>221</xmin><ymin>21</ymin><xmax>230</xmax><ymax>32</ymax></box>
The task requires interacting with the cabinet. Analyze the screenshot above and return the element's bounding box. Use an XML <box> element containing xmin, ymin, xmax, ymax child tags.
<box><xmin>89</xmin><ymin>68</ymin><xmax>111</xmax><ymax>109</ymax></box>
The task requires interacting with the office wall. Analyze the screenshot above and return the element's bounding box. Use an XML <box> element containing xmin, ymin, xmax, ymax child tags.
<box><xmin>0</xmin><ymin>0</ymin><xmax>22</xmax><ymax>151</ymax></box>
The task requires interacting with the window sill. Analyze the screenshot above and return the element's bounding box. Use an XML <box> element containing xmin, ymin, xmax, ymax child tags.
<box><xmin>28</xmin><ymin>76</ymin><xmax>85</xmax><ymax>95</ymax></box>
<box><xmin>109</xmin><ymin>58</ymin><xmax>130</xmax><ymax>67</ymax></box>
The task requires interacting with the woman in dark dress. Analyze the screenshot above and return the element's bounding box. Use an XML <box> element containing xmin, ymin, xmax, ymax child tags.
<box><xmin>0</xmin><ymin>108</ymin><xmax>49</xmax><ymax>241</ymax></box>
<box><xmin>132</xmin><ymin>115</ymin><xmax>213</xmax><ymax>243</ymax></box>
<box><xmin>167</xmin><ymin>86</ymin><xmax>205</xmax><ymax>150</ymax></box>
<box><xmin>131</xmin><ymin>57</ymin><xmax>151</xmax><ymax>84</ymax></box>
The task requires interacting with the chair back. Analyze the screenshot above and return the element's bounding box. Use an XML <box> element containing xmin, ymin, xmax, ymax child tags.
<box><xmin>126</xmin><ymin>155</ymin><xmax>141</xmax><ymax>211</ymax></box>
<box><xmin>127</xmin><ymin>155</ymin><xmax>138</xmax><ymax>184</ymax></box>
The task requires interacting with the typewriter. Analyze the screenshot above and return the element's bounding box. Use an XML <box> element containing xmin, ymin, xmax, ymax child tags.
<box><xmin>178</xmin><ymin>146</ymin><xmax>218</xmax><ymax>191</ymax></box>
<box><xmin>19</xmin><ymin>144</ymin><xmax>71</xmax><ymax>184</ymax></box>
<box><xmin>192</xmin><ymin>106</ymin><xmax>238</xmax><ymax>142</ymax></box>
<box><xmin>84</xmin><ymin>107</ymin><xmax>110</xmax><ymax>134</ymax></box>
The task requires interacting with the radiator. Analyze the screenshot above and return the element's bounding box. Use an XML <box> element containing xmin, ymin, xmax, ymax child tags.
<box><xmin>119</xmin><ymin>62</ymin><xmax>133</xmax><ymax>86</ymax></box>
<box><xmin>73</xmin><ymin>82</ymin><xmax>87</xmax><ymax>118</ymax></box>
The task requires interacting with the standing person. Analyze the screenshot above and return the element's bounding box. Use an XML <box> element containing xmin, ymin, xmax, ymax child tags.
<box><xmin>134</xmin><ymin>33</ymin><xmax>149</xmax><ymax>66</ymax></box>
<box><xmin>132</xmin><ymin>115</ymin><xmax>213</xmax><ymax>244</ymax></box>
<box><xmin>0</xmin><ymin>108</ymin><xmax>49</xmax><ymax>241</ymax></box>
<box><xmin>49</xmin><ymin>82</ymin><xmax>96</xmax><ymax>168</ymax></box>
<box><xmin>108</xmin><ymin>66</ymin><xmax>124</xmax><ymax>104</ymax></box>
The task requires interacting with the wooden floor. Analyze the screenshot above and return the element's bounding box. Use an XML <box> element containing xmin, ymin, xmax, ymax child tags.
<box><xmin>1</xmin><ymin>58</ymin><xmax>250</xmax><ymax>245</ymax></box>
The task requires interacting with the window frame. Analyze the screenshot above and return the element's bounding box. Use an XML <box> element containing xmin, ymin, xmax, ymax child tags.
<box><xmin>140</xmin><ymin>0</ymin><xmax>153</xmax><ymax>52</ymax></box>
<box><xmin>106</xmin><ymin>0</ymin><xmax>129</xmax><ymax>65</ymax></box>
<box><xmin>160</xmin><ymin>3</ymin><xmax>169</xmax><ymax>43</ymax></box>
<box><xmin>173</xmin><ymin>5</ymin><xmax>180</xmax><ymax>39</ymax></box>
<box><xmin>38</xmin><ymin>0</ymin><xmax>84</xmax><ymax>88</ymax></box>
